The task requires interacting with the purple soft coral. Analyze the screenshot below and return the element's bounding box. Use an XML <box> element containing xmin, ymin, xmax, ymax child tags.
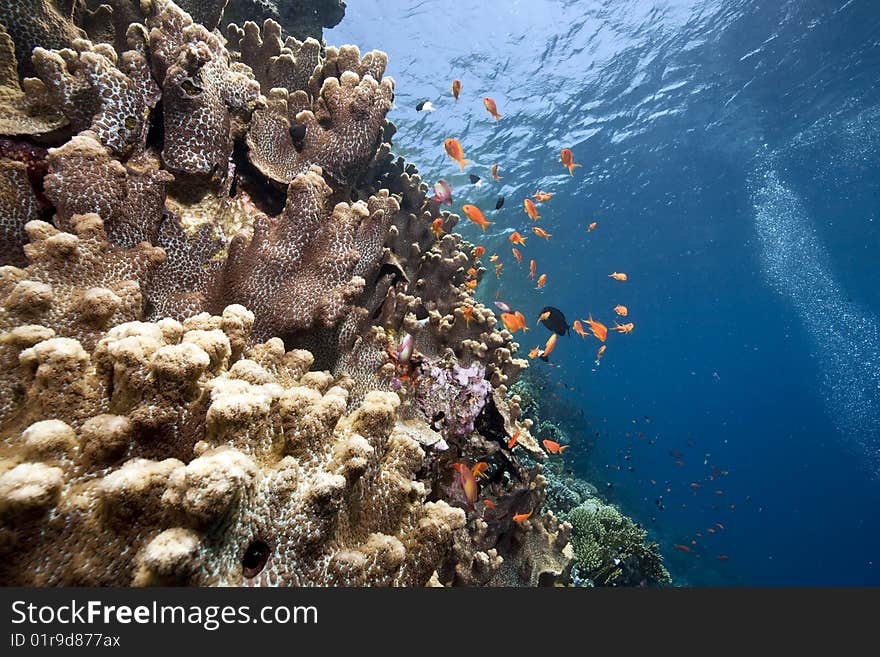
<box><xmin>415</xmin><ymin>359</ymin><xmax>492</xmax><ymax>442</ymax></box>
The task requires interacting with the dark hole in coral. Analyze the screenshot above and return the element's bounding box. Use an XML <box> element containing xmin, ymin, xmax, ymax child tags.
<box><xmin>375</xmin><ymin>261</ymin><xmax>407</xmax><ymax>289</ymax></box>
<box><xmin>181</xmin><ymin>79</ymin><xmax>203</xmax><ymax>96</ymax></box>
<box><xmin>146</xmin><ymin>101</ymin><xmax>164</xmax><ymax>153</ymax></box>
<box><xmin>242</xmin><ymin>539</ymin><xmax>271</xmax><ymax>578</ymax></box>
<box><xmin>230</xmin><ymin>140</ymin><xmax>286</xmax><ymax>216</ymax></box>
<box><xmin>228</xmin><ymin>174</ymin><xmax>238</xmax><ymax>198</ymax></box>
<box><xmin>289</xmin><ymin>122</ymin><xmax>306</xmax><ymax>152</ymax></box>
<box><xmin>143</xmin><ymin>298</ymin><xmax>155</xmax><ymax>319</ymax></box>
<box><xmin>414</xmin><ymin>303</ymin><xmax>429</xmax><ymax>321</ymax></box>
<box><xmin>350</xmin><ymin>188</ymin><xmax>359</xmax><ymax>202</ymax></box>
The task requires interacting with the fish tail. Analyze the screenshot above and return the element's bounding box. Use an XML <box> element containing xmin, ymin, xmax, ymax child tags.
<box><xmin>458</xmin><ymin>159</ymin><xmax>471</xmax><ymax>171</ymax></box>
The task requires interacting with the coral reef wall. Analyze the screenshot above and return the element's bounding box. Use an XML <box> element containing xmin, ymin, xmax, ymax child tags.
<box><xmin>0</xmin><ymin>0</ymin><xmax>573</xmax><ymax>586</ymax></box>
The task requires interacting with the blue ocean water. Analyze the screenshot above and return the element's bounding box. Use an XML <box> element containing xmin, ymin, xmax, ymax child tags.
<box><xmin>329</xmin><ymin>0</ymin><xmax>880</xmax><ymax>585</ymax></box>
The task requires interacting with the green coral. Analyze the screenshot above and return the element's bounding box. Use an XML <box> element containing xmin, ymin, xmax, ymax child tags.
<box><xmin>566</xmin><ymin>500</ymin><xmax>670</xmax><ymax>587</ymax></box>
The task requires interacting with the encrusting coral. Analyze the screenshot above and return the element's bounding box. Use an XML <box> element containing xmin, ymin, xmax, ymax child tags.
<box><xmin>0</xmin><ymin>0</ymin><xmax>583</xmax><ymax>587</ymax></box>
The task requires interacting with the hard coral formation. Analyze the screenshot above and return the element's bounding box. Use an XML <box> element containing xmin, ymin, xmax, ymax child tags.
<box><xmin>0</xmin><ymin>0</ymin><xmax>576</xmax><ymax>587</ymax></box>
<box><xmin>0</xmin><ymin>308</ymin><xmax>464</xmax><ymax>585</ymax></box>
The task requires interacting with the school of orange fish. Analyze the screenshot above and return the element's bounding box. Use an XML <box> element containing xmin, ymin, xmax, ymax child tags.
<box><xmin>440</xmin><ymin>81</ymin><xmax>739</xmax><ymax>561</ymax></box>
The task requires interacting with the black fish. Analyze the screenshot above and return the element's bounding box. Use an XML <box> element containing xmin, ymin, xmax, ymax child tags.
<box><xmin>469</xmin><ymin>174</ymin><xmax>481</xmax><ymax>184</ymax></box>
<box><xmin>415</xmin><ymin>100</ymin><xmax>435</xmax><ymax>111</ymax></box>
<box><xmin>538</xmin><ymin>306</ymin><xmax>569</xmax><ymax>336</ymax></box>
<box><xmin>289</xmin><ymin>123</ymin><xmax>306</xmax><ymax>146</ymax></box>
<box><xmin>416</xmin><ymin>100</ymin><xmax>427</xmax><ymax>110</ymax></box>
<box><xmin>495</xmin><ymin>196</ymin><xmax>505</xmax><ymax>210</ymax></box>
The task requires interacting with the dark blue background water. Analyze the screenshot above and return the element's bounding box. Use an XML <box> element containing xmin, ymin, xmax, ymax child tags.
<box><xmin>329</xmin><ymin>0</ymin><xmax>880</xmax><ymax>585</ymax></box>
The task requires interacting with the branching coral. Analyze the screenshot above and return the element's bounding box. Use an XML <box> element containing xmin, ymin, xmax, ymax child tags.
<box><xmin>566</xmin><ymin>500</ymin><xmax>671</xmax><ymax>587</ymax></box>
<box><xmin>219</xmin><ymin>166</ymin><xmax>396</xmax><ymax>343</ymax></box>
<box><xmin>226</xmin><ymin>19</ymin><xmax>321</xmax><ymax>95</ymax></box>
<box><xmin>222</xmin><ymin>0</ymin><xmax>346</xmax><ymax>43</ymax></box>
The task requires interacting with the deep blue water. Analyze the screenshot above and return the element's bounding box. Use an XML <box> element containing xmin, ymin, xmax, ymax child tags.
<box><xmin>329</xmin><ymin>0</ymin><xmax>880</xmax><ymax>585</ymax></box>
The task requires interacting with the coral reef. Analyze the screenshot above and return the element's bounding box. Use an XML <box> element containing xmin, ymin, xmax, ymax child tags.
<box><xmin>0</xmin><ymin>0</ymin><xmax>575</xmax><ymax>587</ymax></box>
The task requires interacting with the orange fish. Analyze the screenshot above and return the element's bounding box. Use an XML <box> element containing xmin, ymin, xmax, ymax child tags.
<box><xmin>674</xmin><ymin>544</ymin><xmax>691</xmax><ymax>553</ymax></box>
<box><xmin>528</xmin><ymin>347</ymin><xmax>541</xmax><ymax>359</ymax></box>
<box><xmin>586</xmin><ymin>315</ymin><xmax>607</xmax><ymax>342</ymax></box>
<box><xmin>508</xmin><ymin>231</ymin><xmax>527</xmax><ymax>246</ymax></box>
<box><xmin>462</xmin><ymin>204</ymin><xmax>492</xmax><ymax>231</ymax></box>
<box><xmin>466</xmin><ymin>267</ymin><xmax>477</xmax><ymax>277</ymax></box>
<box><xmin>612</xmin><ymin>322</ymin><xmax>634</xmax><ymax>334</ymax></box>
<box><xmin>614</xmin><ymin>305</ymin><xmax>628</xmax><ymax>317</ymax></box>
<box><xmin>462</xmin><ymin>306</ymin><xmax>474</xmax><ymax>326</ymax></box>
<box><xmin>716</xmin><ymin>555</ymin><xmax>729</xmax><ymax>561</ymax></box>
<box><xmin>707</xmin><ymin>528</ymin><xmax>716</xmax><ymax>534</ymax></box>
<box><xmin>532</xmin><ymin>227</ymin><xmax>552</xmax><ymax>239</ymax></box>
<box><xmin>716</xmin><ymin>523</ymin><xmax>725</xmax><ymax>530</ymax></box>
<box><xmin>472</xmin><ymin>462</ymin><xmax>489</xmax><ymax>479</ymax></box>
<box><xmin>491</xmin><ymin>163</ymin><xmax>501</xmax><ymax>182</ymax></box>
<box><xmin>572</xmin><ymin>320</ymin><xmax>588</xmax><ymax>339</ymax></box>
<box><xmin>501</xmin><ymin>312</ymin><xmax>524</xmax><ymax>333</ymax></box>
<box><xmin>588</xmin><ymin>222</ymin><xmax>597</xmax><ymax>231</ymax></box>
<box><xmin>543</xmin><ymin>332</ymin><xmax>557</xmax><ymax>357</ymax></box>
<box><xmin>451</xmin><ymin>462</ymin><xmax>478</xmax><ymax>510</ymax></box>
<box><xmin>537</xmin><ymin>311</ymin><xmax>550</xmax><ymax>322</ymax></box>
<box><xmin>536</xmin><ymin>273</ymin><xmax>547</xmax><ymax>289</ymax></box>
<box><xmin>609</xmin><ymin>272</ymin><xmax>628</xmax><ymax>281</ymax></box>
<box><xmin>431</xmin><ymin>217</ymin><xmax>445</xmax><ymax>238</ymax></box>
<box><xmin>489</xmin><ymin>254</ymin><xmax>499</xmax><ymax>262</ymax></box>
<box><xmin>514</xmin><ymin>311</ymin><xmax>528</xmax><ymax>331</ymax></box>
<box><xmin>533</xmin><ymin>191</ymin><xmax>554</xmax><ymax>202</ymax></box>
<box><xmin>494</xmin><ymin>263</ymin><xmax>503</xmax><ymax>278</ymax></box>
<box><xmin>523</xmin><ymin>198</ymin><xmax>541</xmax><ymax>220</ymax></box>
<box><xmin>483</xmin><ymin>499</ymin><xmax>496</xmax><ymax>510</ymax></box>
<box><xmin>542</xmin><ymin>439</ymin><xmax>569</xmax><ymax>454</ymax></box>
<box><xmin>451</xmin><ymin>79</ymin><xmax>462</xmax><ymax>101</ymax></box>
<box><xmin>508</xmin><ymin>430</ymin><xmax>520</xmax><ymax>449</ymax></box>
<box><xmin>511</xmin><ymin>247</ymin><xmax>522</xmax><ymax>264</ymax></box>
<box><xmin>473</xmin><ymin>246</ymin><xmax>485</xmax><ymax>259</ymax></box>
<box><xmin>445</xmin><ymin>138</ymin><xmax>471</xmax><ymax>170</ymax></box>
<box><xmin>465</xmin><ymin>279</ymin><xmax>477</xmax><ymax>290</ymax></box>
<box><xmin>512</xmin><ymin>509</ymin><xmax>533</xmax><ymax>524</ymax></box>
<box><xmin>560</xmin><ymin>148</ymin><xmax>581</xmax><ymax>175</ymax></box>
<box><xmin>596</xmin><ymin>344</ymin><xmax>606</xmax><ymax>361</ymax></box>
<box><xmin>529</xmin><ymin>259</ymin><xmax>537</xmax><ymax>280</ymax></box>
<box><xmin>483</xmin><ymin>96</ymin><xmax>501</xmax><ymax>121</ymax></box>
